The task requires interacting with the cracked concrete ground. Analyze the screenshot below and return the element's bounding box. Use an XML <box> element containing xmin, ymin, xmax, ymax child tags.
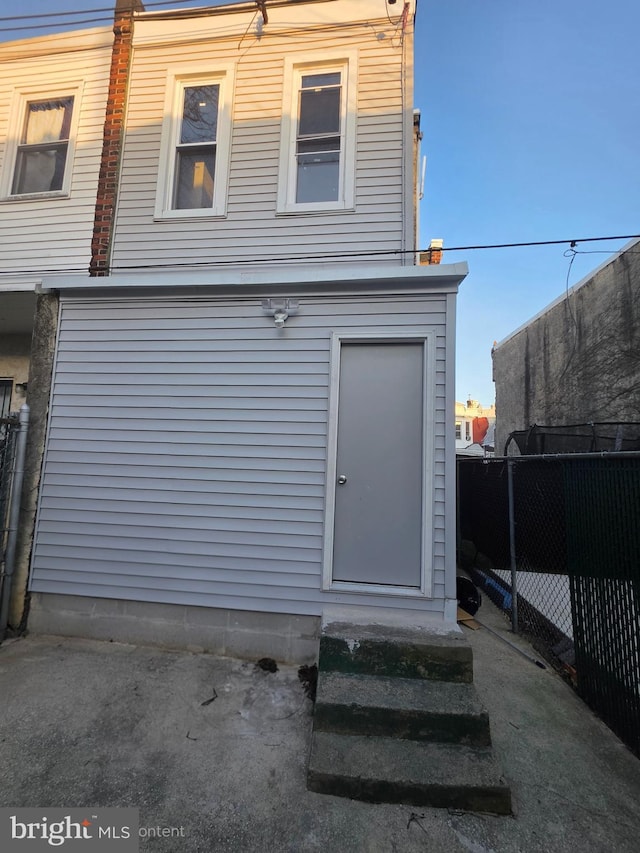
<box><xmin>1</xmin><ymin>597</ymin><xmax>639</xmax><ymax>852</ymax></box>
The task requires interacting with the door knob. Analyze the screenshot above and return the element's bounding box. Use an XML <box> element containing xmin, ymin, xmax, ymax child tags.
<box><xmin>337</xmin><ymin>475</ymin><xmax>347</xmax><ymax>485</ymax></box>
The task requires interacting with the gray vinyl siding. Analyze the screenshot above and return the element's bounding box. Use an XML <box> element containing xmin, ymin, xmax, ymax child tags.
<box><xmin>111</xmin><ymin>19</ymin><xmax>407</xmax><ymax>268</ymax></box>
<box><xmin>0</xmin><ymin>30</ymin><xmax>112</xmax><ymax>275</ymax></box>
<box><xmin>30</xmin><ymin>291</ymin><xmax>449</xmax><ymax>617</ymax></box>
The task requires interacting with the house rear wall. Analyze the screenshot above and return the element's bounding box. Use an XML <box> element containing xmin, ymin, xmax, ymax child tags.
<box><xmin>28</xmin><ymin>288</ymin><xmax>450</xmax><ymax>657</ymax></box>
<box><xmin>111</xmin><ymin>4</ymin><xmax>412</xmax><ymax>267</ymax></box>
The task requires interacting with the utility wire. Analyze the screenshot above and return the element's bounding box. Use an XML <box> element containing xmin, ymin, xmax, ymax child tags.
<box><xmin>0</xmin><ymin>233</ymin><xmax>638</xmax><ymax>278</ymax></box>
<box><xmin>0</xmin><ymin>1</ymin><xmax>218</xmax><ymax>32</ymax></box>
<box><xmin>0</xmin><ymin>0</ymin><xmax>205</xmax><ymax>23</ymax></box>
<box><xmin>435</xmin><ymin>234</ymin><xmax>640</xmax><ymax>253</ymax></box>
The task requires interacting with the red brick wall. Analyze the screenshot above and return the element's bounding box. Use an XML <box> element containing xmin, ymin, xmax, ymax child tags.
<box><xmin>89</xmin><ymin>7</ymin><xmax>137</xmax><ymax>276</ymax></box>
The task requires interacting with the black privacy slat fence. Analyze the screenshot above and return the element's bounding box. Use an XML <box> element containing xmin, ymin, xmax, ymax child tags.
<box><xmin>458</xmin><ymin>454</ymin><xmax>640</xmax><ymax>759</ymax></box>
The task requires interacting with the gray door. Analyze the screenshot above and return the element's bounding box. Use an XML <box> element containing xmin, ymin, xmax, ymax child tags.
<box><xmin>332</xmin><ymin>342</ymin><xmax>424</xmax><ymax>587</ymax></box>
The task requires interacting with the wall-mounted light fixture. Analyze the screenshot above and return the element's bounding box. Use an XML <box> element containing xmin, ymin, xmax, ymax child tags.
<box><xmin>262</xmin><ymin>298</ymin><xmax>299</xmax><ymax>329</ymax></box>
<box><xmin>14</xmin><ymin>382</ymin><xmax>28</xmax><ymax>394</ymax></box>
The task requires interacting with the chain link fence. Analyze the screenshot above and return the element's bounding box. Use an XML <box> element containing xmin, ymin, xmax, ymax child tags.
<box><xmin>458</xmin><ymin>454</ymin><xmax>640</xmax><ymax>759</ymax></box>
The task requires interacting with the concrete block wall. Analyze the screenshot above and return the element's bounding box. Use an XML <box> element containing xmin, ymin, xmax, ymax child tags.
<box><xmin>28</xmin><ymin>593</ymin><xmax>320</xmax><ymax>664</ymax></box>
<box><xmin>493</xmin><ymin>246</ymin><xmax>640</xmax><ymax>453</ymax></box>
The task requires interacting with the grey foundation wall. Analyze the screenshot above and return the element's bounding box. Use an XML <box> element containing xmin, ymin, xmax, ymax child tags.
<box><xmin>28</xmin><ymin>592</ymin><xmax>320</xmax><ymax>664</ymax></box>
<box><xmin>493</xmin><ymin>248</ymin><xmax>640</xmax><ymax>454</ymax></box>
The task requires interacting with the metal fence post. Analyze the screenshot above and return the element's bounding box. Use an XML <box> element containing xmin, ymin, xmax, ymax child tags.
<box><xmin>0</xmin><ymin>403</ymin><xmax>29</xmax><ymax>639</ymax></box>
<box><xmin>507</xmin><ymin>458</ymin><xmax>519</xmax><ymax>633</ymax></box>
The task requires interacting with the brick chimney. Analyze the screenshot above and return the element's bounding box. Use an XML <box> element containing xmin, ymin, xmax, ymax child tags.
<box><xmin>89</xmin><ymin>1</ymin><xmax>145</xmax><ymax>276</ymax></box>
<box><xmin>420</xmin><ymin>238</ymin><xmax>443</xmax><ymax>265</ymax></box>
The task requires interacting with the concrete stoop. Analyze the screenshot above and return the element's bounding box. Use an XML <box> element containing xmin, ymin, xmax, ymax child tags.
<box><xmin>307</xmin><ymin>618</ymin><xmax>512</xmax><ymax>814</ymax></box>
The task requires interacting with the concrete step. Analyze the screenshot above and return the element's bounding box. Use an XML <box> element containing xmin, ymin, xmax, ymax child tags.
<box><xmin>308</xmin><ymin>731</ymin><xmax>512</xmax><ymax>814</ymax></box>
<box><xmin>314</xmin><ymin>672</ymin><xmax>491</xmax><ymax>745</ymax></box>
<box><xmin>319</xmin><ymin>622</ymin><xmax>473</xmax><ymax>682</ymax></box>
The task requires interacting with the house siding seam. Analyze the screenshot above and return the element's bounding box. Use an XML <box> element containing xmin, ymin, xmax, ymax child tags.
<box><xmin>29</xmin><ymin>291</ymin><xmax>449</xmax><ymax>618</ymax></box>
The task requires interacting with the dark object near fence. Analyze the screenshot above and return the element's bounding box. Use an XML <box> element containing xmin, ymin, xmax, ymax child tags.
<box><xmin>504</xmin><ymin>422</ymin><xmax>640</xmax><ymax>456</ymax></box>
<box><xmin>456</xmin><ymin>576</ymin><xmax>481</xmax><ymax>616</ymax></box>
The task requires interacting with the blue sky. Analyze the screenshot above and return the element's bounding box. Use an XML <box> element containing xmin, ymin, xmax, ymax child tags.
<box><xmin>5</xmin><ymin>0</ymin><xmax>640</xmax><ymax>404</ymax></box>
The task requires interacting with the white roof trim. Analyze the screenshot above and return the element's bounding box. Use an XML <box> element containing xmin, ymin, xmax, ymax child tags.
<box><xmin>41</xmin><ymin>262</ymin><xmax>468</xmax><ymax>293</ymax></box>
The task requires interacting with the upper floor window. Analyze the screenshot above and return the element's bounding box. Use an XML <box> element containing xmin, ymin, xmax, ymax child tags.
<box><xmin>278</xmin><ymin>54</ymin><xmax>356</xmax><ymax>214</ymax></box>
<box><xmin>13</xmin><ymin>97</ymin><xmax>74</xmax><ymax>195</ymax></box>
<box><xmin>296</xmin><ymin>72</ymin><xmax>341</xmax><ymax>204</ymax></box>
<box><xmin>1</xmin><ymin>86</ymin><xmax>80</xmax><ymax>200</ymax></box>
<box><xmin>155</xmin><ymin>68</ymin><xmax>234</xmax><ymax>219</ymax></box>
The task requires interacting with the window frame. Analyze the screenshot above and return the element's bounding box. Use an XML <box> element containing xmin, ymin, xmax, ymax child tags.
<box><xmin>277</xmin><ymin>52</ymin><xmax>357</xmax><ymax>215</ymax></box>
<box><xmin>154</xmin><ymin>66</ymin><xmax>235</xmax><ymax>221</ymax></box>
<box><xmin>0</xmin><ymin>83</ymin><xmax>82</xmax><ymax>202</ymax></box>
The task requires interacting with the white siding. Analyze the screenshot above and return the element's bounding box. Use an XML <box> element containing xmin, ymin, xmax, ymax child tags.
<box><xmin>111</xmin><ymin>5</ymin><xmax>411</xmax><ymax>269</ymax></box>
<box><xmin>0</xmin><ymin>29</ymin><xmax>113</xmax><ymax>277</ymax></box>
<box><xmin>30</xmin><ymin>289</ymin><xmax>449</xmax><ymax>617</ymax></box>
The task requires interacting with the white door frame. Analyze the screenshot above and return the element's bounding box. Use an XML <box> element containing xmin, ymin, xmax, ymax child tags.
<box><xmin>322</xmin><ymin>330</ymin><xmax>436</xmax><ymax>597</ymax></box>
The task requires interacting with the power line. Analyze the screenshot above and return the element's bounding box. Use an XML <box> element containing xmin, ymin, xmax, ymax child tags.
<box><xmin>0</xmin><ymin>233</ymin><xmax>637</xmax><ymax>278</ymax></box>
<box><xmin>0</xmin><ymin>0</ymin><xmax>205</xmax><ymax>24</ymax></box>
<box><xmin>0</xmin><ymin>1</ymin><xmax>219</xmax><ymax>32</ymax></box>
<box><xmin>436</xmin><ymin>234</ymin><xmax>640</xmax><ymax>253</ymax></box>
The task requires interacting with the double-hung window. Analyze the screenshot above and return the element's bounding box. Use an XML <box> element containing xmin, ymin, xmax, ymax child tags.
<box><xmin>155</xmin><ymin>69</ymin><xmax>234</xmax><ymax>219</ymax></box>
<box><xmin>1</xmin><ymin>87</ymin><xmax>80</xmax><ymax>200</ymax></box>
<box><xmin>278</xmin><ymin>55</ymin><xmax>356</xmax><ymax>214</ymax></box>
<box><xmin>296</xmin><ymin>72</ymin><xmax>342</xmax><ymax>204</ymax></box>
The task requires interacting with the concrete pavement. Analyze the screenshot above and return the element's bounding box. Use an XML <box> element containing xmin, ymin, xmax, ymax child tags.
<box><xmin>0</xmin><ymin>597</ymin><xmax>639</xmax><ymax>852</ymax></box>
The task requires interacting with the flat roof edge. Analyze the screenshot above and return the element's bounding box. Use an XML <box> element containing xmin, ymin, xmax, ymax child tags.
<box><xmin>42</xmin><ymin>262</ymin><xmax>468</xmax><ymax>293</ymax></box>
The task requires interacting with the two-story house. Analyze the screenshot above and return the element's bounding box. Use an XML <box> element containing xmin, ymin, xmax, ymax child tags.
<box><xmin>5</xmin><ymin>0</ymin><xmax>468</xmax><ymax>662</ymax></box>
<box><xmin>0</xmin><ymin>22</ymin><xmax>114</xmax><ymax>633</ymax></box>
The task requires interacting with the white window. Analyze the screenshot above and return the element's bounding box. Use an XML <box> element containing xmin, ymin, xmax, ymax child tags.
<box><xmin>455</xmin><ymin>422</ymin><xmax>462</xmax><ymax>440</ymax></box>
<box><xmin>1</xmin><ymin>86</ymin><xmax>81</xmax><ymax>200</ymax></box>
<box><xmin>278</xmin><ymin>54</ymin><xmax>356</xmax><ymax>214</ymax></box>
<box><xmin>155</xmin><ymin>69</ymin><xmax>234</xmax><ymax>219</ymax></box>
<box><xmin>465</xmin><ymin>421</ymin><xmax>471</xmax><ymax>441</ymax></box>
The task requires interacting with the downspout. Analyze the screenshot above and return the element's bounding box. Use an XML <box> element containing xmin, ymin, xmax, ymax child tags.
<box><xmin>0</xmin><ymin>405</ymin><xmax>30</xmax><ymax>639</ymax></box>
<box><xmin>400</xmin><ymin>3</ymin><xmax>413</xmax><ymax>265</ymax></box>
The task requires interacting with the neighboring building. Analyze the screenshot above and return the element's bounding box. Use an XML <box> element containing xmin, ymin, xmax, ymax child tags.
<box><xmin>4</xmin><ymin>0</ymin><xmax>468</xmax><ymax>659</ymax></box>
<box><xmin>455</xmin><ymin>398</ymin><xmax>495</xmax><ymax>455</ymax></box>
<box><xmin>493</xmin><ymin>239</ymin><xmax>640</xmax><ymax>454</ymax></box>
<box><xmin>0</xmin><ymin>24</ymin><xmax>115</xmax><ymax>628</ymax></box>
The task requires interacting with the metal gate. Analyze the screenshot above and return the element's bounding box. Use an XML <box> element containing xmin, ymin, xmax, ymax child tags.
<box><xmin>0</xmin><ymin>406</ymin><xmax>29</xmax><ymax>639</ymax></box>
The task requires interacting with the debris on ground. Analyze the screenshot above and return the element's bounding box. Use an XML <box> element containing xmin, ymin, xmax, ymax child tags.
<box><xmin>297</xmin><ymin>664</ymin><xmax>318</xmax><ymax>702</ymax></box>
<box><xmin>256</xmin><ymin>657</ymin><xmax>278</xmax><ymax>673</ymax></box>
<box><xmin>201</xmin><ymin>689</ymin><xmax>218</xmax><ymax>706</ymax></box>
<box><xmin>457</xmin><ymin>607</ymin><xmax>481</xmax><ymax>630</ymax></box>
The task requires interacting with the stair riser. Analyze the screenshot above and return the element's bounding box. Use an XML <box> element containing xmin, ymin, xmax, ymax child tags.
<box><xmin>308</xmin><ymin>771</ymin><xmax>512</xmax><ymax>815</ymax></box>
<box><xmin>319</xmin><ymin>636</ymin><xmax>473</xmax><ymax>683</ymax></box>
<box><xmin>313</xmin><ymin>705</ymin><xmax>492</xmax><ymax>746</ymax></box>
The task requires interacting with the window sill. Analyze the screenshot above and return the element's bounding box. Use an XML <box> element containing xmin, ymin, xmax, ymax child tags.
<box><xmin>153</xmin><ymin>210</ymin><xmax>228</xmax><ymax>223</ymax></box>
<box><xmin>0</xmin><ymin>191</ymin><xmax>70</xmax><ymax>202</ymax></box>
<box><xmin>276</xmin><ymin>203</ymin><xmax>355</xmax><ymax>217</ymax></box>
